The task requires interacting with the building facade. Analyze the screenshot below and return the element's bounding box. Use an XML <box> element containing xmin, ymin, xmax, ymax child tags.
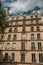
<box><xmin>0</xmin><ymin>12</ymin><xmax>43</xmax><ymax>65</ymax></box>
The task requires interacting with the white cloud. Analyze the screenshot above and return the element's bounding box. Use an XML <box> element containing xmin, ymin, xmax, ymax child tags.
<box><xmin>2</xmin><ymin>0</ymin><xmax>43</xmax><ymax>14</ymax></box>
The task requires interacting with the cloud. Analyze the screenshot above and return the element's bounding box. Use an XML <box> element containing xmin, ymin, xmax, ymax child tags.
<box><xmin>2</xmin><ymin>0</ymin><xmax>43</xmax><ymax>15</ymax></box>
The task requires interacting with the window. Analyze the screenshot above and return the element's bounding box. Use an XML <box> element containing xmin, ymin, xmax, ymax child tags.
<box><xmin>21</xmin><ymin>43</ymin><xmax>25</xmax><ymax>50</ymax></box>
<box><xmin>9</xmin><ymin>28</ymin><xmax>12</xmax><ymax>32</ymax></box>
<box><xmin>37</xmin><ymin>34</ymin><xmax>40</xmax><ymax>40</ymax></box>
<box><xmin>36</xmin><ymin>26</ymin><xmax>40</xmax><ymax>31</ymax></box>
<box><xmin>22</xmin><ymin>27</ymin><xmax>25</xmax><ymax>32</ymax></box>
<box><xmin>38</xmin><ymin>42</ymin><xmax>42</xmax><ymax>50</ymax></box>
<box><xmin>31</xmin><ymin>21</ymin><xmax>33</xmax><ymax>24</ymax></box>
<box><xmin>14</xmin><ymin>28</ymin><xmax>18</xmax><ymax>32</ymax></box>
<box><xmin>31</xmin><ymin>16</ymin><xmax>33</xmax><ymax>19</ymax></box>
<box><xmin>31</xmin><ymin>27</ymin><xmax>34</xmax><ymax>32</ymax></box>
<box><xmin>35</xmin><ymin>15</ymin><xmax>38</xmax><ymax>18</ymax></box>
<box><xmin>22</xmin><ymin>33</ymin><xmax>26</xmax><ymax>40</ymax></box>
<box><xmin>7</xmin><ymin>35</ymin><xmax>11</xmax><ymax>40</ymax></box>
<box><xmin>39</xmin><ymin>54</ymin><xmax>43</xmax><ymax>63</ymax></box>
<box><xmin>6</xmin><ymin>43</ymin><xmax>10</xmax><ymax>50</ymax></box>
<box><xmin>21</xmin><ymin>53</ymin><xmax>25</xmax><ymax>62</ymax></box>
<box><xmin>3</xmin><ymin>53</ymin><xmax>8</xmax><ymax>61</ymax></box>
<box><xmin>11</xmin><ymin>53</ymin><xmax>15</xmax><ymax>62</ymax></box>
<box><xmin>32</xmin><ymin>53</ymin><xmax>36</xmax><ymax>63</ymax></box>
<box><xmin>12</xmin><ymin>17</ymin><xmax>14</xmax><ymax>20</ymax></box>
<box><xmin>31</xmin><ymin>34</ymin><xmax>35</xmax><ymax>40</ymax></box>
<box><xmin>23</xmin><ymin>16</ymin><xmax>26</xmax><ymax>19</ymax></box>
<box><xmin>10</xmin><ymin>22</ymin><xmax>13</xmax><ymax>25</ymax></box>
<box><xmin>13</xmin><ymin>34</ymin><xmax>17</xmax><ymax>40</ymax></box>
<box><xmin>0</xmin><ymin>35</ymin><xmax>4</xmax><ymax>40</ymax></box>
<box><xmin>12</xmin><ymin>43</ymin><xmax>16</xmax><ymax>50</ymax></box>
<box><xmin>31</xmin><ymin>42</ymin><xmax>35</xmax><ymax>50</ymax></box>
<box><xmin>15</xmin><ymin>21</ymin><xmax>18</xmax><ymax>25</ymax></box>
<box><xmin>16</xmin><ymin>17</ymin><xmax>19</xmax><ymax>20</ymax></box>
<box><xmin>36</xmin><ymin>20</ymin><xmax>39</xmax><ymax>24</ymax></box>
<box><xmin>23</xmin><ymin>21</ymin><xmax>26</xmax><ymax>25</ymax></box>
<box><xmin>0</xmin><ymin>43</ymin><xmax>2</xmax><ymax>50</ymax></box>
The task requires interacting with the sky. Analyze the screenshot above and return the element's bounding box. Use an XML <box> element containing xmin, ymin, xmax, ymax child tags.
<box><xmin>1</xmin><ymin>0</ymin><xmax>43</xmax><ymax>15</ymax></box>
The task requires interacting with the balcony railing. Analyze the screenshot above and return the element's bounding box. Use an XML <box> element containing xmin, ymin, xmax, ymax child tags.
<box><xmin>5</xmin><ymin>48</ymin><xmax>10</xmax><ymax>50</ymax></box>
<box><xmin>10</xmin><ymin>17</ymin><xmax>41</xmax><ymax>21</ymax></box>
<box><xmin>11</xmin><ymin>48</ymin><xmax>15</xmax><ymax>50</ymax></box>
<box><xmin>9</xmin><ymin>22</ymin><xmax>43</xmax><ymax>26</ymax></box>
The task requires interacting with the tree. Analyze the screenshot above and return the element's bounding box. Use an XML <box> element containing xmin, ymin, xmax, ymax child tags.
<box><xmin>0</xmin><ymin>1</ymin><xmax>9</xmax><ymax>33</ymax></box>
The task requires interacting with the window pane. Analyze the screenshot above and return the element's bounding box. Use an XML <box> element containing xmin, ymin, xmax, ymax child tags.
<box><xmin>6</xmin><ymin>43</ymin><xmax>10</xmax><ymax>50</ymax></box>
<box><xmin>10</xmin><ymin>53</ymin><xmax>15</xmax><ymax>62</ymax></box>
<box><xmin>15</xmin><ymin>22</ymin><xmax>18</xmax><ymax>25</ymax></box>
<box><xmin>16</xmin><ymin>17</ymin><xmax>19</xmax><ymax>20</ymax></box>
<box><xmin>31</xmin><ymin>43</ymin><xmax>35</xmax><ymax>50</ymax></box>
<box><xmin>23</xmin><ymin>16</ymin><xmax>26</xmax><ymax>19</ymax></box>
<box><xmin>0</xmin><ymin>43</ymin><xmax>2</xmax><ymax>50</ymax></box>
<box><xmin>14</xmin><ymin>28</ymin><xmax>18</xmax><ymax>32</ymax></box>
<box><xmin>39</xmin><ymin>54</ymin><xmax>43</xmax><ymax>63</ymax></box>
<box><xmin>21</xmin><ymin>54</ymin><xmax>25</xmax><ymax>62</ymax></box>
<box><xmin>37</xmin><ymin>34</ymin><xmax>40</xmax><ymax>40</ymax></box>
<box><xmin>9</xmin><ymin>28</ymin><xmax>12</xmax><ymax>32</ymax></box>
<box><xmin>31</xmin><ymin>34</ymin><xmax>35</xmax><ymax>40</ymax></box>
<box><xmin>36</xmin><ymin>26</ymin><xmax>40</xmax><ymax>31</ymax></box>
<box><xmin>22</xmin><ymin>34</ymin><xmax>26</xmax><ymax>40</ymax></box>
<box><xmin>13</xmin><ymin>35</ymin><xmax>17</xmax><ymax>40</ymax></box>
<box><xmin>12</xmin><ymin>43</ymin><xmax>16</xmax><ymax>50</ymax></box>
<box><xmin>31</xmin><ymin>27</ymin><xmax>34</xmax><ymax>32</ymax></box>
<box><xmin>32</xmin><ymin>53</ymin><xmax>36</xmax><ymax>63</ymax></box>
<box><xmin>38</xmin><ymin>42</ymin><xmax>42</xmax><ymax>50</ymax></box>
<box><xmin>21</xmin><ymin>43</ymin><xmax>25</xmax><ymax>50</ymax></box>
<box><xmin>36</xmin><ymin>15</ymin><xmax>38</xmax><ymax>18</ymax></box>
<box><xmin>3</xmin><ymin>53</ymin><xmax>8</xmax><ymax>61</ymax></box>
<box><xmin>36</xmin><ymin>20</ymin><xmax>39</xmax><ymax>24</ymax></box>
<box><xmin>7</xmin><ymin>35</ymin><xmax>11</xmax><ymax>40</ymax></box>
<box><xmin>23</xmin><ymin>21</ymin><xmax>26</xmax><ymax>25</ymax></box>
<box><xmin>22</xmin><ymin>27</ymin><xmax>25</xmax><ymax>32</ymax></box>
<box><xmin>31</xmin><ymin>16</ymin><xmax>33</xmax><ymax>19</ymax></box>
<box><xmin>31</xmin><ymin>21</ymin><xmax>33</xmax><ymax>24</ymax></box>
